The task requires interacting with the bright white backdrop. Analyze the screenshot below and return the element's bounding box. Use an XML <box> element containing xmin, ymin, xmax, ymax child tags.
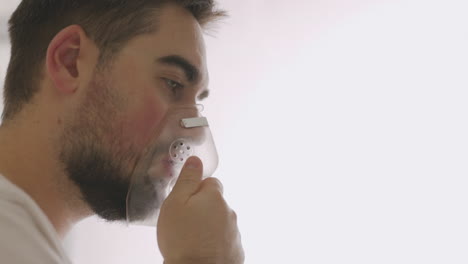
<box><xmin>1</xmin><ymin>0</ymin><xmax>467</xmax><ymax>263</ymax></box>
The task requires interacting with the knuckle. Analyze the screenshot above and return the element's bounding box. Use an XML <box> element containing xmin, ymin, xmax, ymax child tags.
<box><xmin>203</xmin><ymin>177</ymin><xmax>224</xmax><ymax>191</ymax></box>
<box><xmin>204</xmin><ymin>177</ymin><xmax>222</xmax><ymax>186</ymax></box>
<box><xmin>231</xmin><ymin>210</ymin><xmax>238</xmax><ymax>221</ymax></box>
<box><xmin>208</xmin><ymin>187</ymin><xmax>224</xmax><ymax>201</ymax></box>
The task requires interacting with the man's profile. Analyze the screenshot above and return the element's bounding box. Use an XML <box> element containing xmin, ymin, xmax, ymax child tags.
<box><xmin>0</xmin><ymin>1</ymin><xmax>244</xmax><ymax>263</ymax></box>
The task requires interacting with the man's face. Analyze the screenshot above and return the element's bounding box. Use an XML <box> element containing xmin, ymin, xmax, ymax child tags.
<box><xmin>59</xmin><ymin>4</ymin><xmax>210</xmax><ymax>221</ymax></box>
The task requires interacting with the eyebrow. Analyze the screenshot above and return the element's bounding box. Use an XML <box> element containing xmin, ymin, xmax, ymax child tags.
<box><xmin>156</xmin><ymin>55</ymin><xmax>200</xmax><ymax>84</ymax></box>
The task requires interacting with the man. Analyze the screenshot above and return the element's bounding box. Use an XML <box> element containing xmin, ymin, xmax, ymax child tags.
<box><xmin>0</xmin><ymin>0</ymin><xmax>244</xmax><ymax>263</ymax></box>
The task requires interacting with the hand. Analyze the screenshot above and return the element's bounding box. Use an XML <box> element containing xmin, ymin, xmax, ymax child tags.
<box><xmin>157</xmin><ymin>156</ymin><xmax>244</xmax><ymax>264</ymax></box>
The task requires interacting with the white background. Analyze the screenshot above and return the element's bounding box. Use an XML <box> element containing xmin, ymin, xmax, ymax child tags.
<box><xmin>1</xmin><ymin>0</ymin><xmax>467</xmax><ymax>263</ymax></box>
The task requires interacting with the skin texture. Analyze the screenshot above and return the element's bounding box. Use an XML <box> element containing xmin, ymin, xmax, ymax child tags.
<box><xmin>0</xmin><ymin>4</ymin><xmax>243</xmax><ymax>263</ymax></box>
<box><xmin>158</xmin><ymin>156</ymin><xmax>244</xmax><ymax>264</ymax></box>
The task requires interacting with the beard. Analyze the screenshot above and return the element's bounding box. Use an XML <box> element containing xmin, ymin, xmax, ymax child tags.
<box><xmin>126</xmin><ymin>141</ymin><xmax>179</xmax><ymax>223</ymax></box>
<box><xmin>60</xmin><ymin>141</ymin><xmax>132</xmax><ymax>221</ymax></box>
<box><xmin>58</xmin><ymin>71</ymin><xmax>142</xmax><ymax>222</ymax></box>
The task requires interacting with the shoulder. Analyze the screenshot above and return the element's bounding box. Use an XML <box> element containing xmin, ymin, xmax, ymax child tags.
<box><xmin>0</xmin><ymin>187</ymin><xmax>71</xmax><ymax>264</ymax></box>
<box><xmin>0</xmin><ymin>199</ymin><xmax>67</xmax><ymax>263</ymax></box>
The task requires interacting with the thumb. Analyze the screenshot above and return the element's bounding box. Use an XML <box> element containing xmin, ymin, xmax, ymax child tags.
<box><xmin>170</xmin><ymin>156</ymin><xmax>204</xmax><ymax>199</ymax></box>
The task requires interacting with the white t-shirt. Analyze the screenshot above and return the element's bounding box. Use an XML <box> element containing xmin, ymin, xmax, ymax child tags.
<box><xmin>0</xmin><ymin>174</ymin><xmax>72</xmax><ymax>264</ymax></box>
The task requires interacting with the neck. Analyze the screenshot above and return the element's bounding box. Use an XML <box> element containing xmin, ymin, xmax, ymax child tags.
<box><xmin>0</xmin><ymin>116</ymin><xmax>92</xmax><ymax>238</ymax></box>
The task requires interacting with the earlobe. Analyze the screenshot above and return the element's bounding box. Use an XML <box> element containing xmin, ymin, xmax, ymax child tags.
<box><xmin>46</xmin><ymin>25</ymin><xmax>84</xmax><ymax>94</ymax></box>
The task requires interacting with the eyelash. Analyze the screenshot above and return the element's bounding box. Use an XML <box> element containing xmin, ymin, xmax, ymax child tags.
<box><xmin>162</xmin><ymin>78</ymin><xmax>184</xmax><ymax>94</ymax></box>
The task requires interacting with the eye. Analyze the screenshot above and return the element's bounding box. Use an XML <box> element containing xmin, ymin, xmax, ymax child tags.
<box><xmin>163</xmin><ymin>78</ymin><xmax>184</xmax><ymax>94</ymax></box>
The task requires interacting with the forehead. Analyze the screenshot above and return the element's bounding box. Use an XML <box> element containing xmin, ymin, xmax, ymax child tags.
<box><xmin>148</xmin><ymin>4</ymin><xmax>207</xmax><ymax>71</ymax></box>
<box><xmin>107</xmin><ymin>4</ymin><xmax>210</xmax><ymax>90</ymax></box>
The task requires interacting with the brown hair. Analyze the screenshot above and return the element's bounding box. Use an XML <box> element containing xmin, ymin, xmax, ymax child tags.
<box><xmin>2</xmin><ymin>0</ymin><xmax>226</xmax><ymax>121</ymax></box>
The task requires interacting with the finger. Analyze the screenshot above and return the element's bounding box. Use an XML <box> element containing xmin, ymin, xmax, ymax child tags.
<box><xmin>200</xmin><ymin>177</ymin><xmax>224</xmax><ymax>195</ymax></box>
<box><xmin>170</xmin><ymin>156</ymin><xmax>204</xmax><ymax>199</ymax></box>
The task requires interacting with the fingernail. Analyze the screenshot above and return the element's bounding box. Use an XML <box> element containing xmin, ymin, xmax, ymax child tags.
<box><xmin>186</xmin><ymin>157</ymin><xmax>200</xmax><ymax>169</ymax></box>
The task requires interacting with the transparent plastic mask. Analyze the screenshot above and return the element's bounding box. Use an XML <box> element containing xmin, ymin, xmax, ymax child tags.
<box><xmin>126</xmin><ymin>104</ymin><xmax>218</xmax><ymax>226</ymax></box>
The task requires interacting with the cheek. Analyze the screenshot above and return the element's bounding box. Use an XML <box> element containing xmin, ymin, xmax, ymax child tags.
<box><xmin>119</xmin><ymin>96</ymin><xmax>167</xmax><ymax>151</ymax></box>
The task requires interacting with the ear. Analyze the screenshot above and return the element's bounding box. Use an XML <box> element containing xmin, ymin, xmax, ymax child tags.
<box><xmin>46</xmin><ymin>25</ymin><xmax>88</xmax><ymax>95</ymax></box>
